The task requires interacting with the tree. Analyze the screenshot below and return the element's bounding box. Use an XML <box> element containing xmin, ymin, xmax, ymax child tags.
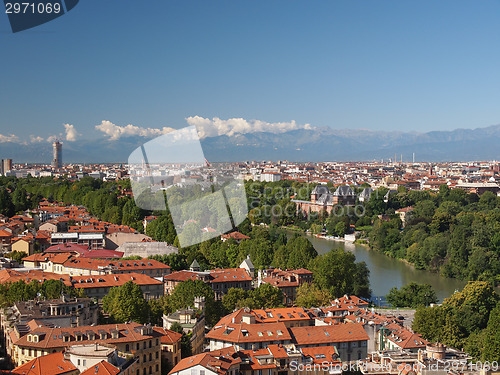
<box><xmin>309</xmin><ymin>248</ymin><xmax>371</xmax><ymax>298</ymax></box>
<box><xmin>443</xmin><ymin>281</ymin><xmax>499</xmax><ymax>331</ymax></box>
<box><xmin>102</xmin><ymin>281</ymin><xmax>149</xmax><ymax>324</ymax></box>
<box><xmin>482</xmin><ymin>303</ymin><xmax>500</xmax><ymax>361</ymax></box>
<box><xmin>170</xmin><ymin>322</ymin><xmax>193</xmax><ymax>358</ymax></box>
<box><xmin>168</xmin><ymin>280</ymin><xmax>220</xmax><ymax>325</ymax></box>
<box><xmin>295</xmin><ymin>283</ymin><xmax>332</xmax><ymax>308</ymax></box>
<box><xmin>222</xmin><ymin>288</ymin><xmax>249</xmax><ymax>313</ymax></box>
<box><xmin>386</xmin><ymin>283</ymin><xmax>438</xmax><ymax>308</ymax></box>
<box><xmin>285</xmin><ymin>236</ymin><xmax>318</xmax><ymax>269</ymax></box>
<box><xmin>250</xmin><ymin>283</ymin><xmax>283</xmax><ymax>309</ymax></box>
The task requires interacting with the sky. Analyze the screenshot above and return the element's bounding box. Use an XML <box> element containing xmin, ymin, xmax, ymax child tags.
<box><xmin>1</xmin><ymin>0</ymin><xmax>500</xmax><ymax>146</ymax></box>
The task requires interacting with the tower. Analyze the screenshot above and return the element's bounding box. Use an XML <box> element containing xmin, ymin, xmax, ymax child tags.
<box><xmin>52</xmin><ymin>141</ymin><xmax>62</xmax><ymax>169</ymax></box>
<box><xmin>1</xmin><ymin>159</ymin><xmax>12</xmax><ymax>175</ymax></box>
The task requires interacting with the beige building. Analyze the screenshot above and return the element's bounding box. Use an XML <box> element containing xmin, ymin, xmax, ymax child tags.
<box><xmin>9</xmin><ymin>322</ymin><xmax>164</xmax><ymax>375</ymax></box>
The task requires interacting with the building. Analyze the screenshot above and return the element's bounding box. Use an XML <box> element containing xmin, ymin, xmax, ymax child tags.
<box><xmin>259</xmin><ymin>268</ymin><xmax>313</xmax><ymax>306</ymax></box>
<box><xmin>70</xmin><ymin>273</ymin><xmax>164</xmax><ymax>301</ymax></box>
<box><xmin>292</xmin><ymin>185</ymin><xmax>356</xmax><ymax>217</ymax></box>
<box><xmin>9</xmin><ymin>351</ymin><xmax>78</xmax><ymax>375</ymax></box>
<box><xmin>164</xmin><ymin>268</ymin><xmax>252</xmax><ymax>300</ymax></box>
<box><xmin>162</xmin><ymin>297</ymin><xmax>205</xmax><ymax>355</ymax></box>
<box><xmin>52</xmin><ymin>140</ymin><xmax>62</xmax><ymax>169</ymax></box>
<box><xmin>289</xmin><ymin>323</ymin><xmax>369</xmax><ymax>362</ymax></box>
<box><xmin>51</xmin><ymin>232</ymin><xmax>106</xmax><ymax>249</ymax></box>
<box><xmin>23</xmin><ymin>252</ymin><xmax>171</xmax><ymax>277</ymax></box>
<box><xmin>152</xmin><ymin>327</ymin><xmax>182</xmax><ymax>370</ymax></box>
<box><xmin>2</xmin><ymin>158</ymin><xmax>13</xmax><ymax>175</ymax></box>
<box><xmin>2</xmin><ymin>297</ymin><xmax>98</xmax><ymax>330</ymax></box>
<box><xmin>395</xmin><ymin>207</ymin><xmax>413</xmax><ymax>227</ymax></box>
<box><xmin>9</xmin><ymin>322</ymin><xmax>164</xmax><ymax>375</ymax></box>
<box><xmin>168</xmin><ymin>345</ymin><xmax>343</xmax><ymax>375</ymax></box>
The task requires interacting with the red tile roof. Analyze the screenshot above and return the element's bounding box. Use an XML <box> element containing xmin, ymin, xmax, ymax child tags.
<box><xmin>79</xmin><ymin>361</ymin><xmax>120</xmax><ymax>375</ymax></box>
<box><xmin>0</xmin><ymin>269</ymin><xmax>71</xmax><ymax>286</ymax></box>
<box><xmin>290</xmin><ymin>323</ymin><xmax>369</xmax><ymax>345</ymax></box>
<box><xmin>153</xmin><ymin>327</ymin><xmax>183</xmax><ymax>345</ymax></box>
<box><xmin>10</xmin><ymin>351</ymin><xmax>77</xmax><ymax>375</ymax></box>
<box><xmin>71</xmin><ymin>272</ymin><xmax>162</xmax><ymax>289</ymax></box>
<box><xmin>13</xmin><ymin>322</ymin><xmax>164</xmax><ymax>349</ymax></box>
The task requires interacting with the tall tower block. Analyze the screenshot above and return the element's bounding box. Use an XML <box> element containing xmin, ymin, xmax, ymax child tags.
<box><xmin>52</xmin><ymin>141</ymin><xmax>62</xmax><ymax>169</ymax></box>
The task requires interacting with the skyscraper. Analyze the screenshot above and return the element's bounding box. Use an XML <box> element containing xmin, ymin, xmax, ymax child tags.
<box><xmin>1</xmin><ymin>159</ymin><xmax>13</xmax><ymax>175</ymax></box>
<box><xmin>52</xmin><ymin>141</ymin><xmax>62</xmax><ymax>169</ymax></box>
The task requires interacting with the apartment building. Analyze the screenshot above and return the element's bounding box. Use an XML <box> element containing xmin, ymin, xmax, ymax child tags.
<box><xmin>9</xmin><ymin>322</ymin><xmax>164</xmax><ymax>375</ymax></box>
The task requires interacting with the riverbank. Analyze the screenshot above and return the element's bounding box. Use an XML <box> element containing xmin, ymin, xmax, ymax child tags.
<box><xmin>281</xmin><ymin>227</ymin><xmax>467</xmax><ymax>301</ymax></box>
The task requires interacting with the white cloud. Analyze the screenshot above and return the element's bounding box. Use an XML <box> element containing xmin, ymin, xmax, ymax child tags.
<box><xmin>64</xmin><ymin>123</ymin><xmax>79</xmax><ymax>141</ymax></box>
<box><xmin>30</xmin><ymin>135</ymin><xmax>45</xmax><ymax>143</ymax></box>
<box><xmin>95</xmin><ymin>120</ymin><xmax>176</xmax><ymax>141</ymax></box>
<box><xmin>46</xmin><ymin>135</ymin><xmax>59</xmax><ymax>142</ymax></box>
<box><xmin>0</xmin><ymin>134</ymin><xmax>20</xmax><ymax>143</ymax></box>
<box><xmin>185</xmin><ymin>116</ymin><xmax>314</xmax><ymax>138</ymax></box>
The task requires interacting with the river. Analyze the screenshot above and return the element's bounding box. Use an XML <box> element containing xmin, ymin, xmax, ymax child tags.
<box><xmin>285</xmin><ymin>231</ymin><xmax>467</xmax><ymax>303</ymax></box>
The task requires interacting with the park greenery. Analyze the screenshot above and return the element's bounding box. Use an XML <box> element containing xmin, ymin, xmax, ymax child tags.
<box><xmin>412</xmin><ymin>281</ymin><xmax>500</xmax><ymax>362</ymax></box>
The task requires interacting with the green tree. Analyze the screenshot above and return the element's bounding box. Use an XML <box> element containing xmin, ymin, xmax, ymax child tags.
<box><xmin>482</xmin><ymin>303</ymin><xmax>500</xmax><ymax>361</ymax></box>
<box><xmin>170</xmin><ymin>322</ymin><xmax>192</xmax><ymax>358</ymax></box>
<box><xmin>168</xmin><ymin>279</ymin><xmax>220</xmax><ymax>325</ymax></box>
<box><xmin>102</xmin><ymin>281</ymin><xmax>149</xmax><ymax>324</ymax></box>
<box><xmin>250</xmin><ymin>283</ymin><xmax>283</xmax><ymax>309</ymax></box>
<box><xmin>295</xmin><ymin>283</ymin><xmax>332</xmax><ymax>308</ymax></box>
<box><xmin>309</xmin><ymin>248</ymin><xmax>371</xmax><ymax>298</ymax></box>
<box><xmin>222</xmin><ymin>288</ymin><xmax>249</xmax><ymax>313</ymax></box>
<box><xmin>386</xmin><ymin>283</ymin><xmax>438</xmax><ymax>308</ymax></box>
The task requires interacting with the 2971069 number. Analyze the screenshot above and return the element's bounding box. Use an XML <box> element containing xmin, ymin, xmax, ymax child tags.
<box><xmin>5</xmin><ymin>2</ymin><xmax>62</xmax><ymax>14</ymax></box>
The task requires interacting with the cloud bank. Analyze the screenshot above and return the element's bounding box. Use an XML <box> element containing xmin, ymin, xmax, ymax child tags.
<box><xmin>95</xmin><ymin>121</ymin><xmax>176</xmax><ymax>141</ymax></box>
<box><xmin>186</xmin><ymin>116</ymin><xmax>314</xmax><ymax>138</ymax></box>
<box><xmin>0</xmin><ymin>134</ymin><xmax>20</xmax><ymax>143</ymax></box>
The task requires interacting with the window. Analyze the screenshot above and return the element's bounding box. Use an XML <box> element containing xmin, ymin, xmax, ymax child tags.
<box><xmin>78</xmin><ymin>359</ymin><xmax>81</xmax><ymax>365</ymax></box>
<box><xmin>126</xmin><ymin>344</ymin><xmax>130</xmax><ymax>352</ymax></box>
<box><xmin>143</xmin><ymin>342</ymin><xmax>146</xmax><ymax>349</ymax></box>
<box><xmin>149</xmin><ymin>353</ymin><xmax>152</xmax><ymax>361</ymax></box>
<box><xmin>156</xmin><ymin>352</ymin><xmax>159</xmax><ymax>359</ymax></box>
<box><xmin>149</xmin><ymin>340</ymin><xmax>152</xmax><ymax>348</ymax></box>
<box><xmin>191</xmin><ymin>369</ymin><xmax>197</xmax><ymax>375</ymax></box>
<box><xmin>149</xmin><ymin>367</ymin><xmax>152</xmax><ymax>374</ymax></box>
<box><xmin>200</xmin><ymin>370</ymin><xmax>205</xmax><ymax>375</ymax></box>
<box><xmin>83</xmin><ymin>360</ymin><xmax>86</xmax><ymax>366</ymax></box>
<box><xmin>156</xmin><ymin>364</ymin><xmax>159</xmax><ymax>372</ymax></box>
<box><xmin>137</xmin><ymin>343</ymin><xmax>140</xmax><ymax>350</ymax></box>
<box><xmin>143</xmin><ymin>354</ymin><xmax>147</xmax><ymax>363</ymax></box>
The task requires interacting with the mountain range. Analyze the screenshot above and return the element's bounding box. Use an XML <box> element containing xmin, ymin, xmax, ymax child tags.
<box><xmin>2</xmin><ymin>124</ymin><xmax>500</xmax><ymax>163</ymax></box>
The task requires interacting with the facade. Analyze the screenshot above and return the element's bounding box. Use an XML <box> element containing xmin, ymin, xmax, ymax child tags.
<box><xmin>292</xmin><ymin>185</ymin><xmax>356</xmax><ymax>216</ymax></box>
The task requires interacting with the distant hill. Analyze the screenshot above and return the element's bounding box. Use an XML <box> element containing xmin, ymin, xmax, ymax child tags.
<box><xmin>2</xmin><ymin>124</ymin><xmax>500</xmax><ymax>163</ymax></box>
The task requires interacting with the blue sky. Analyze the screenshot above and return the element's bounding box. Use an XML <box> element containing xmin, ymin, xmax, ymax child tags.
<box><xmin>1</xmin><ymin>0</ymin><xmax>500</xmax><ymax>145</ymax></box>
